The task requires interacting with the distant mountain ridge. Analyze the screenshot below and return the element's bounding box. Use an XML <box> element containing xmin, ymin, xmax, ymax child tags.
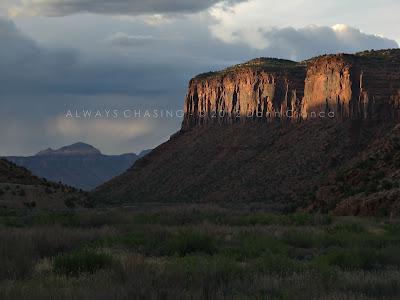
<box><xmin>6</xmin><ymin>143</ymin><xmax>152</xmax><ymax>191</ymax></box>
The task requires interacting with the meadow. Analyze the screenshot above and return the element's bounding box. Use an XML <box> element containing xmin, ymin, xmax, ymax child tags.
<box><xmin>1</xmin><ymin>203</ymin><xmax>400</xmax><ymax>299</ymax></box>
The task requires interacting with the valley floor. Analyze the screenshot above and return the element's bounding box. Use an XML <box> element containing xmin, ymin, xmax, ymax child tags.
<box><xmin>1</xmin><ymin>204</ymin><xmax>400</xmax><ymax>299</ymax></box>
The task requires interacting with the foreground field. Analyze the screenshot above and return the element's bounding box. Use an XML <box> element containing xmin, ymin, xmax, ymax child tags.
<box><xmin>1</xmin><ymin>204</ymin><xmax>400</xmax><ymax>299</ymax></box>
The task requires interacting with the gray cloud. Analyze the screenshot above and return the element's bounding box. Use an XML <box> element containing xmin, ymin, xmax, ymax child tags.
<box><xmin>0</xmin><ymin>18</ymin><xmax>195</xmax><ymax>98</ymax></box>
<box><xmin>9</xmin><ymin>0</ymin><xmax>246</xmax><ymax>17</ymax></box>
<box><xmin>0</xmin><ymin>15</ymin><xmax>398</xmax><ymax>156</ymax></box>
<box><xmin>104</xmin><ymin>32</ymin><xmax>181</xmax><ymax>48</ymax></box>
<box><xmin>260</xmin><ymin>25</ymin><xmax>398</xmax><ymax>60</ymax></box>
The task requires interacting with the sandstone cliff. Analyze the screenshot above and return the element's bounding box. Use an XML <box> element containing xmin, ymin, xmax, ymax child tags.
<box><xmin>93</xmin><ymin>49</ymin><xmax>400</xmax><ymax>216</ymax></box>
<box><xmin>183</xmin><ymin>58</ymin><xmax>306</xmax><ymax>128</ymax></box>
<box><xmin>183</xmin><ymin>49</ymin><xmax>400</xmax><ymax>128</ymax></box>
<box><xmin>304</xmin><ymin>50</ymin><xmax>400</xmax><ymax>120</ymax></box>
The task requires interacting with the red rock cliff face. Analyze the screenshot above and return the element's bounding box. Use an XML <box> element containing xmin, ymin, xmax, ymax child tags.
<box><xmin>304</xmin><ymin>50</ymin><xmax>400</xmax><ymax>120</ymax></box>
<box><xmin>183</xmin><ymin>58</ymin><xmax>307</xmax><ymax>128</ymax></box>
<box><xmin>183</xmin><ymin>50</ymin><xmax>400</xmax><ymax>128</ymax></box>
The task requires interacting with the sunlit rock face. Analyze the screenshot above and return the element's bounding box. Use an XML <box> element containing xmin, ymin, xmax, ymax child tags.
<box><xmin>183</xmin><ymin>49</ymin><xmax>400</xmax><ymax>128</ymax></box>
<box><xmin>304</xmin><ymin>50</ymin><xmax>400</xmax><ymax>120</ymax></box>
<box><xmin>183</xmin><ymin>58</ymin><xmax>307</xmax><ymax>128</ymax></box>
<box><xmin>94</xmin><ymin>49</ymin><xmax>400</xmax><ymax>216</ymax></box>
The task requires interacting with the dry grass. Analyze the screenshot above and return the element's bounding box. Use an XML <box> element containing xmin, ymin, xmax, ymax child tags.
<box><xmin>0</xmin><ymin>205</ymin><xmax>400</xmax><ymax>299</ymax></box>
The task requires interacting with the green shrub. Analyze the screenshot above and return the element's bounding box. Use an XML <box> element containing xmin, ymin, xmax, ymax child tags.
<box><xmin>167</xmin><ymin>255</ymin><xmax>243</xmax><ymax>287</ymax></box>
<box><xmin>283</xmin><ymin>231</ymin><xmax>320</xmax><ymax>248</ymax></box>
<box><xmin>167</xmin><ymin>231</ymin><xmax>216</xmax><ymax>256</ymax></box>
<box><xmin>53</xmin><ymin>249</ymin><xmax>113</xmax><ymax>276</ymax></box>
<box><xmin>316</xmin><ymin>248</ymin><xmax>387</xmax><ymax>270</ymax></box>
<box><xmin>64</xmin><ymin>197</ymin><xmax>77</xmax><ymax>208</ymax></box>
<box><xmin>223</xmin><ymin>232</ymin><xmax>287</xmax><ymax>260</ymax></box>
<box><xmin>256</xmin><ymin>254</ymin><xmax>307</xmax><ymax>275</ymax></box>
<box><xmin>381</xmin><ymin>180</ymin><xmax>393</xmax><ymax>190</ymax></box>
<box><xmin>327</xmin><ymin>223</ymin><xmax>365</xmax><ymax>234</ymax></box>
<box><xmin>22</xmin><ymin>201</ymin><xmax>36</xmax><ymax>209</ymax></box>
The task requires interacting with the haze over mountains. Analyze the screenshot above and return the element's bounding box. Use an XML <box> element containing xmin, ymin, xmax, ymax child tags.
<box><xmin>6</xmin><ymin>143</ymin><xmax>151</xmax><ymax>190</ymax></box>
<box><xmin>94</xmin><ymin>49</ymin><xmax>400</xmax><ymax>216</ymax></box>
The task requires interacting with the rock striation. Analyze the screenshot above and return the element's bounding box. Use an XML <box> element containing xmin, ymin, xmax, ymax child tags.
<box><xmin>183</xmin><ymin>58</ymin><xmax>306</xmax><ymax>128</ymax></box>
<box><xmin>183</xmin><ymin>49</ymin><xmax>400</xmax><ymax>128</ymax></box>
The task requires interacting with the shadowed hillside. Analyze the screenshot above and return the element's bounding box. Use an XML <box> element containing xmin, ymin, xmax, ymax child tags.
<box><xmin>94</xmin><ymin>50</ymin><xmax>400</xmax><ymax>216</ymax></box>
<box><xmin>93</xmin><ymin>120</ymin><xmax>399</xmax><ymax>215</ymax></box>
<box><xmin>0</xmin><ymin>158</ymin><xmax>85</xmax><ymax>209</ymax></box>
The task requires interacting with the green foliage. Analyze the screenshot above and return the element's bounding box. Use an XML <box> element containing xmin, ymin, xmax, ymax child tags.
<box><xmin>166</xmin><ymin>231</ymin><xmax>216</xmax><ymax>256</ymax></box>
<box><xmin>53</xmin><ymin>249</ymin><xmax>113</xmax><ymax>276</ymax></box>
<box><xmin>1</xmin><ymin>207</ymin><xmax>400</xmax><ymax>299</ymax></box>
<box><xmin>64</xmin><ymin>197</ymin><xmax>77</xmax><ymax>208</ymax></box>
<box><xmin>327</xmin><ymin>222</ymin><xmax>366</xmax><ymax>234</ymax></box>
<box><xmin>381</xmin><ymin>180</ymin><xmax>394</xmax><ymax>190</ymax></box>
<box><xmin>223</xmin><ymin>232</ymin><xmax>288</xmax><ymax>260</ymax></box>
<box><xmin>316</xmin><ymin>248</ymin><xmax>384</xmax><ymax>270</ymax></box>
<box><xmin>256</xmin><ymin>254</ymin><xmax>307</xmax><ymax>275</ymax></box>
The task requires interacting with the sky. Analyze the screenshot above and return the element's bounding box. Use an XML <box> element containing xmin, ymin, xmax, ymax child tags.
<box><xmin>0</xmin><ymin>0</ymin><xmax>399</xmax><ymax>156</ymax></box>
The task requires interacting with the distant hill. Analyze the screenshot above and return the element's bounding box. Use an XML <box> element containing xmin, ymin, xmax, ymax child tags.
<box><xmin>0</xmin><ymin>158</ymin><xmax>84</xmax><ymax>209</ymax></box>
<box><xmin>6</xmin><ymin>143</ymin><xmax>152</xmax><ymax>191</ymax></box>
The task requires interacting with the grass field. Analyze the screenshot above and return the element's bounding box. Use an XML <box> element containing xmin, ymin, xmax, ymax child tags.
<box><xmin>1</xmin><ymin>203</ymin><xmax>400</xmax><ymax>299</ymax></box>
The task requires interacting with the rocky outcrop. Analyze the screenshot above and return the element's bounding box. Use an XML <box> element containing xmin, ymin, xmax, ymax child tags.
<box><xmin>183</xmin><ymin>58</ymin><xmax>306</xmax><ymax>128</ymax></box>
<box><xmin>183</xmin><ymin>49</ymin><xmax>400</xmax><ymax>128</ymax></box>
<box><xmin>93</xmin><ymin>49</ymin><xmax>400</xmax><ymax>216</ymax></box>
<box><xmin>304</xmin><ymin>50</ymin><xmax>400</xmax><ymax>120</ymax></box>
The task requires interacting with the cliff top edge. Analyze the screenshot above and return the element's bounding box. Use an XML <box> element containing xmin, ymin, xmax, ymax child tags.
<box><xmin>193</xmin><ymin>48</ymin><xmax>400</xmax><ymax>81</ymax></box>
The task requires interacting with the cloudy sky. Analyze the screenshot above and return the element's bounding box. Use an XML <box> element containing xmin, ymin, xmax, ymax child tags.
<box><xmin>0</xmin><ymin>0</ymin><xmax>398</xmax><ymax>156</ymax></box>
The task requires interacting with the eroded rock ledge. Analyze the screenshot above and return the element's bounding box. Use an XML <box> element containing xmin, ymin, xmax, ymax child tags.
<box><xmin>183</xmin><ymin>49</ymin><xmax>400</xmax><ymax>129</ymax></box>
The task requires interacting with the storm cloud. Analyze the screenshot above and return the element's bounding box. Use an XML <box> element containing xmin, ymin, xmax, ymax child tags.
<box><xmin>0</xmin><ymin>18</ymin><xmax>195</xmax><ymax>97</ymax></box>
<box><xmin>0</xmin><ymin>0</ymin><xmax>398</xmax><ymax>156</ymax></box>
<box><xmin>8</xmin><ymin>0</ymin><xmax>246</xmax><ymax>17</ymax></box>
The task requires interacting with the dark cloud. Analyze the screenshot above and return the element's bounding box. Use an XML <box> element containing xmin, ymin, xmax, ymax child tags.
<box><xmin>0</xmin><ymin>16</ymin><xmax>398</xmax><ymax>156</ymax></box>
<box><xmin>0</xmin><ymin>17</ymin><xmax>227</xmax><ymax>155</ymax></box>
<box><xmin>0</xmin><ymin>18</ymin><xmax>196</xmax><ymax>99</ymax></box>
<box><xmin>9</xmin><ymin>0</ymin><xmax>246</xmax><ymax>17</ymax></box>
